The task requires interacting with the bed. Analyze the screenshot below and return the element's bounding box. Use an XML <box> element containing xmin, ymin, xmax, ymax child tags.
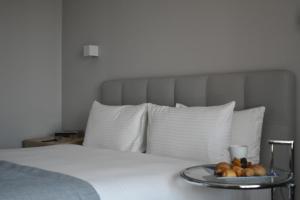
<box><xmin>0</xmin><ymin>70</ymin><xmax>296</xmax><ymax>200</ymax></box>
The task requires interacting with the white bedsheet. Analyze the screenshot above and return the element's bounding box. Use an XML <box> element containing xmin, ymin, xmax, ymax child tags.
<box><xmin>0</xmin><ymin>145</ymin><xmax>270</xmax><ymax>200</ymax></box>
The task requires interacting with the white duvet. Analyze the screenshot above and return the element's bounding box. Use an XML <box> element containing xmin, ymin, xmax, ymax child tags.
<box><xmin>0</xmin><ymin>145</ymin><xmax>270</xmax><ymax>200</ymax></box>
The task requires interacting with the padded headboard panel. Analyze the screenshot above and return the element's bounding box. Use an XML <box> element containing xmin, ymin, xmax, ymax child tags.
<box><xmin>100</xmin><ymin>70</ymin><xmax>296</xmax><ymax>167</ymax></box>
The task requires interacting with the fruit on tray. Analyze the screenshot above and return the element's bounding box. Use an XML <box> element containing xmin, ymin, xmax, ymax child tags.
<box><xmin>215</xmin><ymin>158</ymin><xmax>267</xmax><ymax>177</ymax></box>
<box><xmin>252</xmin><ymin>164</ymin><xmax>267</xmax><ymax>176</ymax></box>
<box><xmin>215</xmin><ymin>162</ymin><xmax>231</xmax><ymax>175</ymax></box>
<box><xmin>232</xmin><ymin>166</ymin><xmax>244</xmax><ymax>177</ymax></box>
<box><xmin>222</xmin><ymin>169</ymin><xmax>237</xmax><ymax>177</ymax></box>
<box><xmin>244</xmin><ymin>168</ymin><xmax>255</xmax><ymax>177</ymax></box>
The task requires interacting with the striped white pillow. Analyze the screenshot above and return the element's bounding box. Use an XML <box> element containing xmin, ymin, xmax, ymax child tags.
<box><xmin>177</xmin><ymin>103</ymin><xmax>265</xmax><ymax>163</ymax></box>
<box><xmin>83</xmin><ymin>101</ymin><xmax>147</xmax><ymax>152</ymax></box>
<box><xmin>147</xmin><ymin>102</ymin><xmax>235</xmax><ymax>163</ymax></box>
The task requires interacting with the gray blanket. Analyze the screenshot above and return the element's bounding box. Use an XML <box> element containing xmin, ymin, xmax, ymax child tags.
<box><xmin>0</xmin><ymin>160</ymin><xmax>100</xmax><ymax>200</ymax></box>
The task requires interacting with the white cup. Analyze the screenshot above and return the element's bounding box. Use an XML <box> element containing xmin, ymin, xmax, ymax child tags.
<box><xmin>229</xmin><ymin>145</ymin><xmax>248</xmax><ymax>160</ymax></box>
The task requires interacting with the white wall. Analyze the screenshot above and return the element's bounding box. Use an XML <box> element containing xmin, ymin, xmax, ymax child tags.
<box><xmin>62</xmin><ymin>0</ymin><xmax>300</xmax><ymax>198</ymax></box>
<box><xmin>0</xmin><ymin>0</ymin><xmax>62</xmax><ymax>148</ymax></box>
<box><xmin>62</xmin><ymin>0</ymin><xmax>300</xmax><ymax>129</ymax></box>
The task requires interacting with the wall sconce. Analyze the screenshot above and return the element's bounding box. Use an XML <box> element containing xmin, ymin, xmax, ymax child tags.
<box><xmin>83</xmin><ymin>45</ymin><xmax>99</xmax><ymax>57</ymax></box>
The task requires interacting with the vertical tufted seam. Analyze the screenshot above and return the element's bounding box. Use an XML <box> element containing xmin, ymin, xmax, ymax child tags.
<box><xmin>145</xmin><ymin>79</ymin><xmax>149</xmax><ymax>103</ymax></box>
<box><xmin>100</xmin><ymin>83</ymin><xmax>104</xmax><ymax>103</ymax></box>
<box><xmin>205</xmin><ymin>76</ymin><xmax>208</xmax><ymax>106</ymax></box>
<box><xmin>244</xmin><ymin>74</ymin><xmax>249</xmax><ymax>109</ymax></box>
<box><xmin>237</xmin><ymin>74</ymin><xmax>246</xmax><ymax>110</ymax></box>
<box><xmin>172</xmin><ymin>78</ymin><xmax>176</xmax><ymax>106</ymax></box>
<box><xmin>120</xmin><ymin>81</ymin><xmax>124</xmax><ymax>105</ymax></box>
<box><xmin>174</xmin><ymin>78</ymin><xmax>176</xmax><ymax>106</ymax></box>
<box><xmin>206</xmin><ymin>76</ymin><xmax>210</xmax><ymax>107</ymax></box>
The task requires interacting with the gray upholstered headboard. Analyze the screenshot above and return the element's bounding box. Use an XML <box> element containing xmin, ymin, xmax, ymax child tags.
<box><xmin>100</xmin><ymin>70</ymin><xmax>296</xmax><ymax>167</ymax></box>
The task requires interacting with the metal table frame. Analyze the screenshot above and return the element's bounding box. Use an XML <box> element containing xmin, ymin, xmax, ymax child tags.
<box><xmin>180</xmin><ymin>140</ymin><xmax>295</xmax><ymax>200</ymax></box>
<box><xmin>269</xmin><ymin>140</ymin><xmax>295</xmax><ymax>200</ymax></box>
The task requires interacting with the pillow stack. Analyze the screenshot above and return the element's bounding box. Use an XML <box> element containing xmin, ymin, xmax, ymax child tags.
<box><xmin>83</xmin><ymin>100</ymin><xmax>265</xmax><ymax>164</ymax></box>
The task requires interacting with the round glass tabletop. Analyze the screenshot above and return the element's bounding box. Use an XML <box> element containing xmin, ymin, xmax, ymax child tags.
<box><xmin>180</xmin><ymin>164</ymin><xmax>294</xmax><ymax>189</ymax></box>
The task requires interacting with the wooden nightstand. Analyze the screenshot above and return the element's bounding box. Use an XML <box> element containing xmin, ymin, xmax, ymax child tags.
<box><xmin>22</xmin><ymin>136</ymin><xmax>84</xmax><ymax>148</ymax></box>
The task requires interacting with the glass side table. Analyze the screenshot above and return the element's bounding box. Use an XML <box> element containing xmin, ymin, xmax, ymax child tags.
<box><xmin>180</xmin><ymin>140</ymin><xmax>295</xmax><ymax>200</ymax></box>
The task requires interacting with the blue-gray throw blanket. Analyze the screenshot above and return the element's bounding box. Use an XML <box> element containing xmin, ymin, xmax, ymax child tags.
<box><xmin>0</xmin><ymin>160</ymin><xmax>100</xmax><ymax>200</ymax></box>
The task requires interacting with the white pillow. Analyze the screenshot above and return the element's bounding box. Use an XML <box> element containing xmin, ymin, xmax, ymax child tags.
<box><xmin>147</xmin><ymin>102</ymin><xmax>235</xmax><ymax>163</ymax></box>
<box><xmin>83</xmin><ymin>101</ymin><xmax>147</xmax><ymax>152</ymax></box>
<box><xmin>176</xmin><ymin>103</ymin><xmax>265</xmax><ymax>163</ymax></box>
<box><xmin>231</xmin><ymin>107</ymin><xmax>265</xmax><ymax>163</ymax></box>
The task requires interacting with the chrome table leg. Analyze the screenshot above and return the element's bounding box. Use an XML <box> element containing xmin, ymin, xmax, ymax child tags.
<box><xmin>288</xmin><ymin>183</ymin><xmax>295</xmax><ymax>200</ymax></box>
<box><xmin>271</xmin><ymin>187</ymin><xmax>274</xmax><ymax>200</ymax></box>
